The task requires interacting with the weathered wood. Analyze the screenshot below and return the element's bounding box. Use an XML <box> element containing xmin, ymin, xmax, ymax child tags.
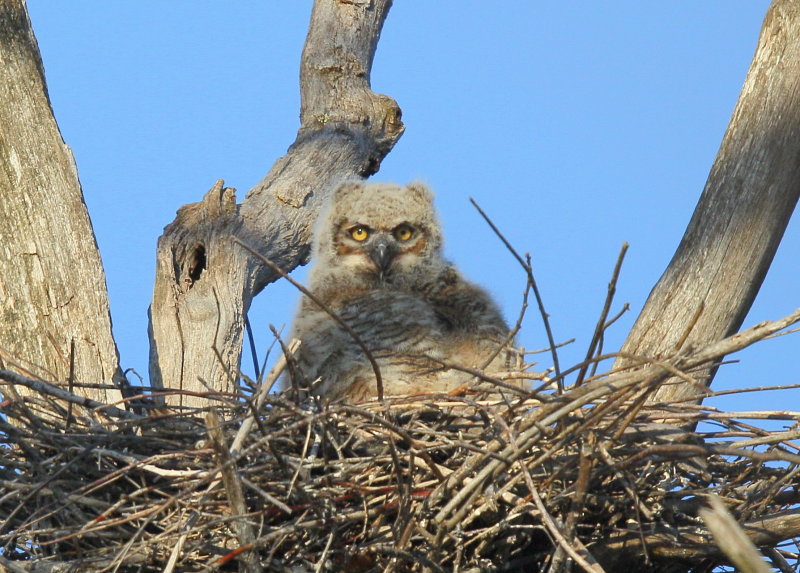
<box><xmin>0</xmin><ymin>0</ymin><xmax>123</xmax><ymax>405</ymax></box>
<box><xmin>616</xmin><ymin>0</ymin><xmax>800</xmax><ymax>403</ymax></box>
<box><xmin>148</xmin><ymin>0</ymin><xmax>403</xmax><ymax>406</ymax></box>
<box><xmin>590</xmin><ymin>508</ymin><xmax>800</xmax><ymax>571</ymax></box>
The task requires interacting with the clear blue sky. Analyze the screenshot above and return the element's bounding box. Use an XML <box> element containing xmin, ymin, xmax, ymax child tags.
<box><xmin>26</xmin><ymin>2</ymin><xmax>797</xmax><ymax>416</ymax></box>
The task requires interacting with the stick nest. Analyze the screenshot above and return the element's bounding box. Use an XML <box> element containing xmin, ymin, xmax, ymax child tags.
<box><xmin>1</xmin><ymin>315</ymin><xmax>799</xmax><ymax>572</ymax></box>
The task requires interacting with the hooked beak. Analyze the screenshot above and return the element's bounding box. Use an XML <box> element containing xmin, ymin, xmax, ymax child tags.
<box><xmin>368</xmin><ymin>237</ymin><xmax>396</xmax><ymax>278</ymax></box>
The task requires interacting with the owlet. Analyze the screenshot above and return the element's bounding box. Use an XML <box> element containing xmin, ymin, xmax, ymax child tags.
<box><xmin>286</xmin><ymin>181</ymin><xmax>513</xmax><ymax>402</ymax></box>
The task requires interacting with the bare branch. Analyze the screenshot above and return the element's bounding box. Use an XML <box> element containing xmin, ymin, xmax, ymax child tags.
<box><xmin>149</xmin><ymin>0</ymin><xmax>403</xmax><ymax>406</ymax></box>
<box><xmin>617</xmin><ymin>0</ymin><xmax>800</xmax><ymax>403</ymax></box>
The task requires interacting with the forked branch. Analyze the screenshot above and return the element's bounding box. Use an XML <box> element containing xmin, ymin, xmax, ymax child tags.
<box><xmin>148</xmin><ymin>0</ymin><xmax>403</xmax><ymax>406</ymax></box>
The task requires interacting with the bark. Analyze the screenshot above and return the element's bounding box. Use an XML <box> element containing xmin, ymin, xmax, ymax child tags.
<box><xmin>616</xmin><ymin>0</ymin><xmax>800</xmax><ymax>403</ymax></box>
<box><xmin>0</xmin><ymin>0</ymin><xmax>123</xmax><ymax>405</ymax></box>
<box><xmin>589</xmin><ymin>508</ymin><xmax>800</xmax><ymax>572</ymax></box>
<box><xmin>148</xmin><ymin>0</ymin><xmax>403</xmax><ymax>407</ymax></box>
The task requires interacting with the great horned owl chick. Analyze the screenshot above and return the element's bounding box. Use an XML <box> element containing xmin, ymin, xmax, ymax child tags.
<box><xmin>286</xmin><ymin>181</ymin><xmax>512</xmax><ymax>401</ymax></box>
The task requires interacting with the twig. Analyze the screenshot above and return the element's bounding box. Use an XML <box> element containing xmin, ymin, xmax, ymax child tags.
<box><xmin>469</xmin><ymin>198</ymin><xmax>563</xmax><ymax>387</ymax></box>
<box><xmin>530</xmin><ymin>486</ymin><xmax>606</xmax><ymax>573</ymax></box>
<box><xmin>590</xmin><ymin>302</ymin><xmax>630</xmax><ymax>379</ymax></box>
<box><xmin>0</xmin><ymin>368</ymin><xmax>141</xmax><ymax>420</ymax></box>
<box><xmin>576</xmin><ymin>243</ymin><xmax>627</xmax><ymax>386</ymax></box>
<box><xmin>230</xmin><ymin>338</ymin><xmax>301</xmax><ymax>454</ymax></box>
<box><xmin>699</xmin><ymin>494</ymin><xmax>772</xmax><ymax>573</ymax></box>
<box><xmin>205</xmin><ymin>409</ymin><xmax>258</xmax><ymax>573</ymax></box>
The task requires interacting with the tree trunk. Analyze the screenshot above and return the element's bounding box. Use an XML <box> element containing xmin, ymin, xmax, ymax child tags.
<box><xmin>148</xmin><ymin>0</ymin><xmax>404</xmax><ymax>407</ymax></box>
<box><xmin>0</xmin><ymin>0</ymin><xmax>123</xmax><ymax>406</ymax></box>
<box><xmin>616</xmin><ymin>0</ymin><xmax>800</xmax><ymax>403</ymax></box>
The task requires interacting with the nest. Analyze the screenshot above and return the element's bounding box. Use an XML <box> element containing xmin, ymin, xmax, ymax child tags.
<box><xmin>1</xmin><ymin>312</ymin><xmax>799</xmax><ymax>572</ymax></box>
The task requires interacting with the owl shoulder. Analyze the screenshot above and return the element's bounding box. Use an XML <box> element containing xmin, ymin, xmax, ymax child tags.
<box><xmin>423</xmin><ymin>264</ymin><xmax>508</xmax><ymax>335</ymax></box>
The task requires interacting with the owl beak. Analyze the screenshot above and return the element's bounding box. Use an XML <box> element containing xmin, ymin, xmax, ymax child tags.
<box><xmin>368</xmin><ymin>237</ymin><xmax>396</xmax><ymax>277</ymax></box>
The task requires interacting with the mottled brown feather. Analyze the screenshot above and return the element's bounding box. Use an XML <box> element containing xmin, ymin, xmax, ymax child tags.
<box><xmin>285</xmin><ymin>181</ymin><xmax>519</xmax><ymax>402</ymax></box>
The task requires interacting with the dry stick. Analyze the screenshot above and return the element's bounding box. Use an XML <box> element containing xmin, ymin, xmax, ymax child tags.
<box><xmin>708</xmin><ymin>382</ymin><xmax>800</xmax><ymax>398</ymax></box>
<box><xmin>315</xmin><ymin>530</ymin><xmax>336</xmax><ymax>573</ymax></box>
<box><xmin>0</xmin><ymin>445</ymin><xmax>99</xmax><ymax>539</ymax></box>
<box><xmin>480</xmin><ymin>265</ymin><xmax>531</xmax><ymax>371</ymax></box>
<box><xmin>338</xmin><ymin>404</ymin><xmax>447</xmax><ymax>482</ymax></box>
<box><xmin>165</xmin><ymin>476</ymin><xmax>233</xmax><ymax>573</ymax></box>
<box><xmin>432</xmin><ymin>308</ymin><xmax>800</xmax><ymax>530</ymax></box>
<box><xmin>763</xmin><ymin>547</ymin><xmax>796</xmax><ymax>573</ymax></box>
<box><xmin>234</xmin><ymin>237</ymin><xmax>385</xmax><ymax>401</ymax></box>
<box><xmin>609</xmin><ymin>384</ymin><xmax>659</xmax><ymax>442</ymax></box>
<box><xmin>239</xmin><ymin>475</ymin><xmax>292</xmax><ymax>515</ymax></box>
<box><xmin>576</xmin><ymin>243</ymin><xmax>628</xmax><ymax>386</ymax></box>
<box><xmin>588</xmin><ymin>302</ymin><xmax>630</xmax><ymax>379</ymax></box>
<box><xmin>423</xmin><ymin>356</ymin><xmax>535</xmax><ymax>397</ymax></box>
<box><xmin>205</xmin><ymin>409</ymin><xmax>258</xmax><ymax>573</ymax></box>
<box><xmin>535</xmin><ymin>351</ymin><xmax>619</xmax><ymax>394</ymax></box>
<box><xmin>230</xmin><ymin>338</ymin><xmax>301</xmax><ymax>455</ymax></box>
<box><xmin>469</xmin><ymin>198</ymin><xmax>562</xmax><ymax>386</ymax></box>
<box><xmin>731</xmin><ymin>429</ymin><xmax>800</xmax><ymax>449</ymax></box>
<box><xmin>257</xmin><ymin>326</ymin><xmax>284</xmax><ymax>386</ymax></box>
<box><xmin>0</xmin><ymin>556</ymin><xmax>32</xmax><ymax>573</ymax></box>
<box><xmin>501</xmin><ymin>405</ymin><xmax>604</xmax><ymax>573</ymax></box>
<box><xmin>596</xmin><ymin>439</ymin><xmax>656</xmax><ymax>523</ymax></box>
<box><xmin>270</xmin><ymin>325</ymin><xmax>306</xmax><ymax>405</ymax></box>
<box><xmin>529</xmin><ymin>486</ymin><xmax>606</xmax><ymax>573</ymax></box>
<box><xmin>679</xmin><ymin>307</ymin><xmax>800</xmax><ymax>369</ymax></box>
<box><xmin>641</xmin><ymin>410</ymin><xmax>800</xmax><ymax>421</ymax></box>
<box><xmin>614</xmin><ymin>350</ymin><xmax>713</xmax><ymax>394</ymax></box>
<box><xmin>163</xmin><ymin>513</ymin><xmax>194</xmax><ymax>573</ymax></box>
<box><xmin>430</xmin><ymin>367</ymin><xmax>663</xmax><ymax>531</ymax></box>
<box><xmin>699</xmin><ymin>494</ymin><xmax>773</xmax><ymax>573</ymax></box>
<box><xmin>552</xmin><ymin>436</ymin><xmax>597</xmax><ymax>571</ymax></box>
<box><xmin>0</xmin><ymin>369</ymin><xmax>140</xmax><ymax>420</ymax></box>
<box><xmin>742</xmin><ymin>465</ymin><xmax>800</xmax><ymax>523</ymax></box>
<box><xmin>708</xmin><ymin>445</ymin><xmax>800</xmax><ymax>465</ymax></box>
<box><xmin>592</xmin><ymin>508</ymin><xmax>800</xmax><ymax>565</ymax></box>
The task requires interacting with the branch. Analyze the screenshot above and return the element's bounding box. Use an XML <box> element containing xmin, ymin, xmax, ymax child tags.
<box><xmin>0</xmin><ymin>0</ymin><xmax>124</xmax><ymax>409</ymax></box>
<box><xmin>148</xmin><ymin>0</ymin><xmax>403</xmax><ymax>405</ymax></box>
<box><xmin>591</xmin><ymin>508</ymin><xmax>800</xmax><ymax>569</ymax></box>
<box><xmin>616</xmin><ymin>0</ymin><xmax>800</xmax><ymax>403</ymax></box>
<box><xmin>426</xmin><ymin>308</ymin><xmax>800</xmax><ymax>530</ymax></box>
<box><xmin>0</xmin><ymin>369</ymin><xmax>140</xmax><ymax>421</ymax></box>
<box><xmin>700</xmin><ymin>495</ymin><xmax>773</xmax><ymax>573</ymax></box>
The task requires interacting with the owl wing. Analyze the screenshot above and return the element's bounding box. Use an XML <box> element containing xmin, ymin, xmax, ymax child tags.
<box><xmin>424</xmin><ymin>266</ymin><xmax>515</xmax><ymax>377</ymax></box>
<box><xmin>289</xmin><ymin>291</ymin><xmax>451</xmax><ymax>400</ymax></box>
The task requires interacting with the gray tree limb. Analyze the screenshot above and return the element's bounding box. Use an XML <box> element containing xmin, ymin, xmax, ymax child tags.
<box><xmin>148</xmin><ymin>0</ymin><xmax>403</xmax><ymax>406</ymax></box>
<box><xmin>0</xmin><ymin>0</ymin><xmax>124</xmax><ymax>406</ymax></box>
<box><xmin>616</xmin><ymin>0</ymin><xmax>800</xmax><ymax>403</ymax></box>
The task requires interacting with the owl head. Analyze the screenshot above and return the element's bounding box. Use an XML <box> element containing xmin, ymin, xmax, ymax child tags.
<box><xmin>311</xmin><ymin>181</ymin><xmax>445</xmax><ymax>285</ymax></box>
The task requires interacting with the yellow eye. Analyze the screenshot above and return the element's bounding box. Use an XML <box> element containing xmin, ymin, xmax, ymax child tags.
<box><xmin>349</xmin><ymin>226</ymin><xmax>370</xmax><ymax>242</ymax></box>
<box><xmin>394</xmin><ymin>224</ymin><xmax>414</xmax><ymax>242</ymax></box>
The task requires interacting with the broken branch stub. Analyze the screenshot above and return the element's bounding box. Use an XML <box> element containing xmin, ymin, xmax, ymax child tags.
<box><xmin>148</xmin><ymin>0</ymin><xmax>404</xmax><ymax>406</ymax></box>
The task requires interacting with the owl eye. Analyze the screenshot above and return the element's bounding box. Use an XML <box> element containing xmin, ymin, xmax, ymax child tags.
<box><xmin>393</xmin><ymin>224</ymin><xmax>414</xmax><ymax>242</ymax></box>
<box><xmin>349</xmin><ymin>225</ymin><xmax>370</xmax><ymax>242</ymax></box>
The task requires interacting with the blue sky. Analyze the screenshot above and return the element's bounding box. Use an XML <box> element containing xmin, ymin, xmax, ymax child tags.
<box><xmin>26</xmin><ymin>2</ymin><xmax>797</xmax><ymax>416</ymax></box>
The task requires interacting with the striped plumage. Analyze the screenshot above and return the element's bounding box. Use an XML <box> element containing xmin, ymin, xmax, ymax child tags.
<box><xmin>286</xmin><ymin>181</ymin><xmax>512</xmax><ymax>402</ymax></box>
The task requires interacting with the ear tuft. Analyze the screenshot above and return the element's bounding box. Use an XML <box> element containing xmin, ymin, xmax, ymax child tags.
<box><xmin>406</xmin><ymin>182</ymin><xmax>434</xmax><ymax>203</ymax></box>
<box><xmin>332</xmin><ymin>179</ymin><xmax>365</xmax><ymax>201</ymax></box>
